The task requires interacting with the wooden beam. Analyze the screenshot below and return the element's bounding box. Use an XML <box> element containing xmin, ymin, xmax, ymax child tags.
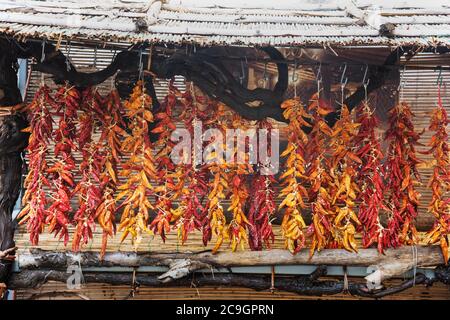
<box><xmin>18</xmin><ymin>246</ymin><xmax>446</xmax><ymax>285</ymax></box>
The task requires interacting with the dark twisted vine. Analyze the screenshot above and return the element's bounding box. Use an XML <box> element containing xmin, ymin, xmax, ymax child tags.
<box><xmin>8</xmin><ymin>266</ymin><xmax>449</xmax><ymax>299</ymax></box>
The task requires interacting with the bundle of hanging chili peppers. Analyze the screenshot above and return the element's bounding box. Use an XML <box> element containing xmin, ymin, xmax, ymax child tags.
<box><xmin>354</xmin><ymin>101</ymin><xmax>386</xmax><ymax>253</ymax></box>
<box><xmin>422</xmin><ymin>88</ymin><xmax>450</xmax><ymax>264</ymax></box>
<box><xmin>383</xmin><ymin>102</ymin><xmax>423</xmax><ymax>248</ymax></box>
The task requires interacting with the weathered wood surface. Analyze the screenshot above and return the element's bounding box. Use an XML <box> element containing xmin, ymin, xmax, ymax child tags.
<box><xmin>18</xmin><ymin>246</ymin><xmax>444</xmax><ymax>269</ymax></box>
<box><xmin>18</xmin><ymin>246</ymin><xmax>445</xmax><ymax>285</ymax></box>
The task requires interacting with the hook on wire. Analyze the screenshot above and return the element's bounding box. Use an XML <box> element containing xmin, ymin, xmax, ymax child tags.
<box><xmin>258</xmin><ymin>61</ymin><xmax>269</xmax><ymax>88</ymax></box>
<box><xmin>315</xmin><ymin>63</ymin><xmax>323</xmax><ymax>97</ymax></box>
<box><xmin>362</xmin><ymin>64</ymin><xmax>370</xmax><ymax>86</ymax></box>
<box><xmin>362</xmin><ymin>64</ymin><xmax>370</xmax><ymax>101</ymax></box>
<box><xmin>292</xmin><ymin>60</ymin><xmax>299</xmax><ymax>83</ymax></box>
<box><xmin>65</xmin><ymin>41</ymin><xmax>72</xmax><ymax>72</ymax></box>
<box><xmin>40</xmin><ymin>39</ymin><xmax>46</xmax><ymax>63</ymax></box>
<box><xmin>436</xmin><ymin>67</ymin><xmax>443</xmax><ymax>87</ymax></box>
<box><xmin>398</xmin><ymin>65</ymin><xmax>407</xmax><ymax>101</ymax></box>
<box><xmin>436</xmin><ymin>67</ymin><xmax>444</xmax><ymax>108</ymax></box>
<box><xmin>239</xmin><ymin>57</ymin><xmax>247</xmax><ymax>85</ymax></box>
<box><xmin>138</xmin><ymin>48</ymin><xmax>144</xmax><ymax>82</ymax></box>
<box><xmin>340</xmin><ymin>62</ymin><xmax>348</xmax><ymax>88</ymax></box>
<box><xmin>398</xmin><ymin>65</ymin><xmax>407</xmax><ymax>90</ymax></box>
<box><xmin>339</xmin><ymin>63</ymin><xmax>348</xmax><ymax>107</ymax></box>
<box><xmin>315</xmin><ymin>63</ymin><xmax>322</xmax><ymax>82</ymax></box>
<box><xmin>263</xmin><ymin>61</ymin><xmax>268</xmax><ymax>81</ymax></box>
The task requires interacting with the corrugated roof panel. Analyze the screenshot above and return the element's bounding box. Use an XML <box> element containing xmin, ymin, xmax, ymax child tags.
<box><xmin>399</xmin><ymin>52</ymin><xmax>450</xmax><ymax>228</ymax></box>
<box><xmin>148</xmin><ymin>21</ymin><xmax>379</xmax><ymax>37</ymax></box>
<box><xmin>158</xmin><ymin>10</ymin><xmax>358</xmax><ymax>24</ymax></box>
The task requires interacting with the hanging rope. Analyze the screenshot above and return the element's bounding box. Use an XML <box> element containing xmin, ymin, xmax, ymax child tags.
<box><xmin>412</xmin><ymin>245</ymin><xmax>418</xmax><ymax>286</ymax></box>
<box><xmin>270</xmin><ymin>265</ymin><xmax>276</xmax><ymax>293</ymax></box>
<box><xmin>343</xmin><ymin>266</ymin><xmax>349</xmax><ymax>293</ymax></box>
<box><xmin>126</xmin><ymin>268</ymin><xmax>139</xmax><ymax>299</ymax></box>
<box><xmin>362</xmin><ymin>64</ymin><xmax>370</xmax><ymax>102</ymax></box>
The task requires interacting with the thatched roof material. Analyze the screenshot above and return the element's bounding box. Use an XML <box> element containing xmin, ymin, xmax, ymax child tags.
<box><xmin>0</xmin><ymin>0</ymin><xmax>448</xmax><ymax>46</ymax></box>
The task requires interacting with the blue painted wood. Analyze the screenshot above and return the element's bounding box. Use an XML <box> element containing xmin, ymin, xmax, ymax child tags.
<box><xmin>17</xmin><ymin>59</ymin><xmax>27</xmax><ymax>101</ymax></box>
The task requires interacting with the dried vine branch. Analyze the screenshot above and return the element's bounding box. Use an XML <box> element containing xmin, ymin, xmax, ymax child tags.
<box><xmin>16</xmin><ymin>246</ymin><xmax>446</xmax><ymax>286</ymax></box>
<box><xmin>151</xmin><ymin>46</ymin><xmax>288</xmax><ymax>122</ymax></box>
<box><xmin>9</xmin><ymin>37</ymin><xmax>406</xmax><ymax>126</ymax></box>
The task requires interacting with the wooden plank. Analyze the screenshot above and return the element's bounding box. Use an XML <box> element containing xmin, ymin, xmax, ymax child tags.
<box><xmin>13</xmin><ymin>279</ymin><xmax>450</xmax><ymax>300</ymax></box>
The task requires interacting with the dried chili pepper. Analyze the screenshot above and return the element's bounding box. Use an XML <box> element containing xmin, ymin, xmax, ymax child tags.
<box><xmin>422</xmin><ymin>93</ymin><xmax>450</xmax><ymax>264</ymax></box>
<box><xmin>150</xmin><ymin>81</ymin><xmax>184</xmax><ymax>242</ymax></box>
<box><xmin>18</xmin><ymin>86</ymin><xmax>56</xmax><ymax>245</ymax></box>
<box><xmin>175</xmin><ymin>167</ymin><xmax>210</xmax><ymax>243</ymax></box>
<box><xmin>172</xmin><ymin>86</ymin><xmax>211</xmax><ymax>244</ymax></box>
<box><xmin>204</xmin><ymin>103</ymin><xmax>229</xmax><ymax>252</ymax></box>
<box><xmin>221</xmin><ymin>114</ymin><xmax>253</xmax><ymax>251</ymax></box>
<box><xmin>248</xmin><ymin>120</ymin><xmax>276</xmax><ymax>251</ymax></box>
<box><xmin>71</xmin><ymin>88</ymin><xmax>106</xmax><ymax>251</ymax></box>
<box><xmin>198</xmin><ymin>99</ymin><xmax>224</xmax><ymax>246</ymax></box>
<box><xmin>279</xmin><ymin>98</ymin><xmax>311</xmax><ymax>254</ymax></box>
<box><xmin>354</xmin><ymin>101</ymin><xmax>387</xmax><ymax>253</ymax></box>
<box><xmin>305</xmin><ymin>93</ymin><xmax>333</xmax><ymax>200</ymax></box>
<box><xmin>118</xmin><ymin>81</ymin><xmax>156</xmax><ymax>246</ymax></box>
<box><xmin>383</xmin><ymin>102</ymin><xmax>423</xmax><ymax>248</ymax></box>
<box><xmin>304</xmin><ymin>93</ymin><xmax>334</xmax><ymax>255</ymax></box>
<box><xmin>95</xmin><ymin>89</ymin><xmax>126</xmax><ymax>257</ymax></box>
<box><xmin>207</xmin><ymin>161</ymin><xmax>228</xmax><ymax>252</ymax></box>
<box><xmin>45</xmin><ymin>85</ymin><xmax>80</xmax><ymax>245</ymax></box>
<box><xmin>226</xmin><ymin>170</ymin><xmax>251</xmax><ymax>251</ymax></box>
<box><xmin>327</xmin><ymin>105</ymin><xmax>361</xmax><ymax>252</ymax></box>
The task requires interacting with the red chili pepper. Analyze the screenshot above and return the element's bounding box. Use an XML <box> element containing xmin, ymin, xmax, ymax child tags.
<box><xmin>45</xmin><ymin>85</ymin><xmax>80</xmax><ymax>245</ymax></box>
<box><xmin>382</xmin><ymin>102</ymin><xmax>423</xmax><ymax>248</ymax></box>
<box><xmin>354</xmin><ymin>102</ymin><xmax>386</xmax><ymax>252</ymax></box>
<box><xmin>17</xmin><ymin>86</ymin><xmax>55</xmax><ymax>245</ymax></box>
<box><xmin>422</xmin><ymin>93</ymin><xmax>450</xmax><ymax>264</ymax></box>
<box><xmin>248</xmin><ymin>121</ymin><xmax>276</xmax><ymax>251</ymax></box>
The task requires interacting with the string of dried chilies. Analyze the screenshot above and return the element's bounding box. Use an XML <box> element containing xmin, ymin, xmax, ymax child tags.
<box><xmin>172</xmin><ymin>85</ymin><xmax>211</xmax><ymax>244</ymax></box>
<box><xmin>117</xmin><ymin>81</ymin><xmax>156</xmax><ymax>247</ymax></box>
<box><xmin>248</xmin><ymin>120</ymin><xmax>276</xmax><ymax>251</ymax></box>
<box><xmin>45</xmin><ymin>85</ymin><xmax>80</xmax><ymax>245</ymax></box>
<box><xmin>383</xmin><ymin>102</ymin><xmax>423</xmax><ymax>248</ymax></box>
<box><xmin>422</xmin><ymin>88</ymin><xmax>450</xmax><ymax>264</ymax></box>
<box><xmin>354</xmin><ymin>101</ymin><xmax>386</xmax><ymax>253</ymax></box>
<box><xmin>18</xmin><ymin>86</ymin><xmax>56</xmax><ymax>245</ymax></box>
<box><xmin>150</xmin><ymin>80</ymin><xmax>181</xmax><ymax>242</ymax></box>
<box><xmin>327</xmin><ymin>105</ymin><xmax>361</xmax><ymax>252</ymax></box>
<box><xmin>95</xmin><ymin>90</ymin><xmax>125</xmax><ymax>258</ymax></box>
<box><xmin>206</xmin><ymin>102</ymin><xmax>229</xmax><ymax>253</ymax></box>
<box><xmin>72</xmin><ymin>88</ymin><xmax>104</xmax><ymax>251</ymax></box>
<box><xmin>279</xmin><ymin>98</ymin><xmax>310</xmax><ymax>253</ymax></box>
<box><xmin>226</xmin><ymin>114</ymin><xmax>253</xmax><ymax>251</ymax></box>
<box><xmin>305</xmin><ymin>93</ymin><xmax>334</xmax><ymax>256</ymax></box>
